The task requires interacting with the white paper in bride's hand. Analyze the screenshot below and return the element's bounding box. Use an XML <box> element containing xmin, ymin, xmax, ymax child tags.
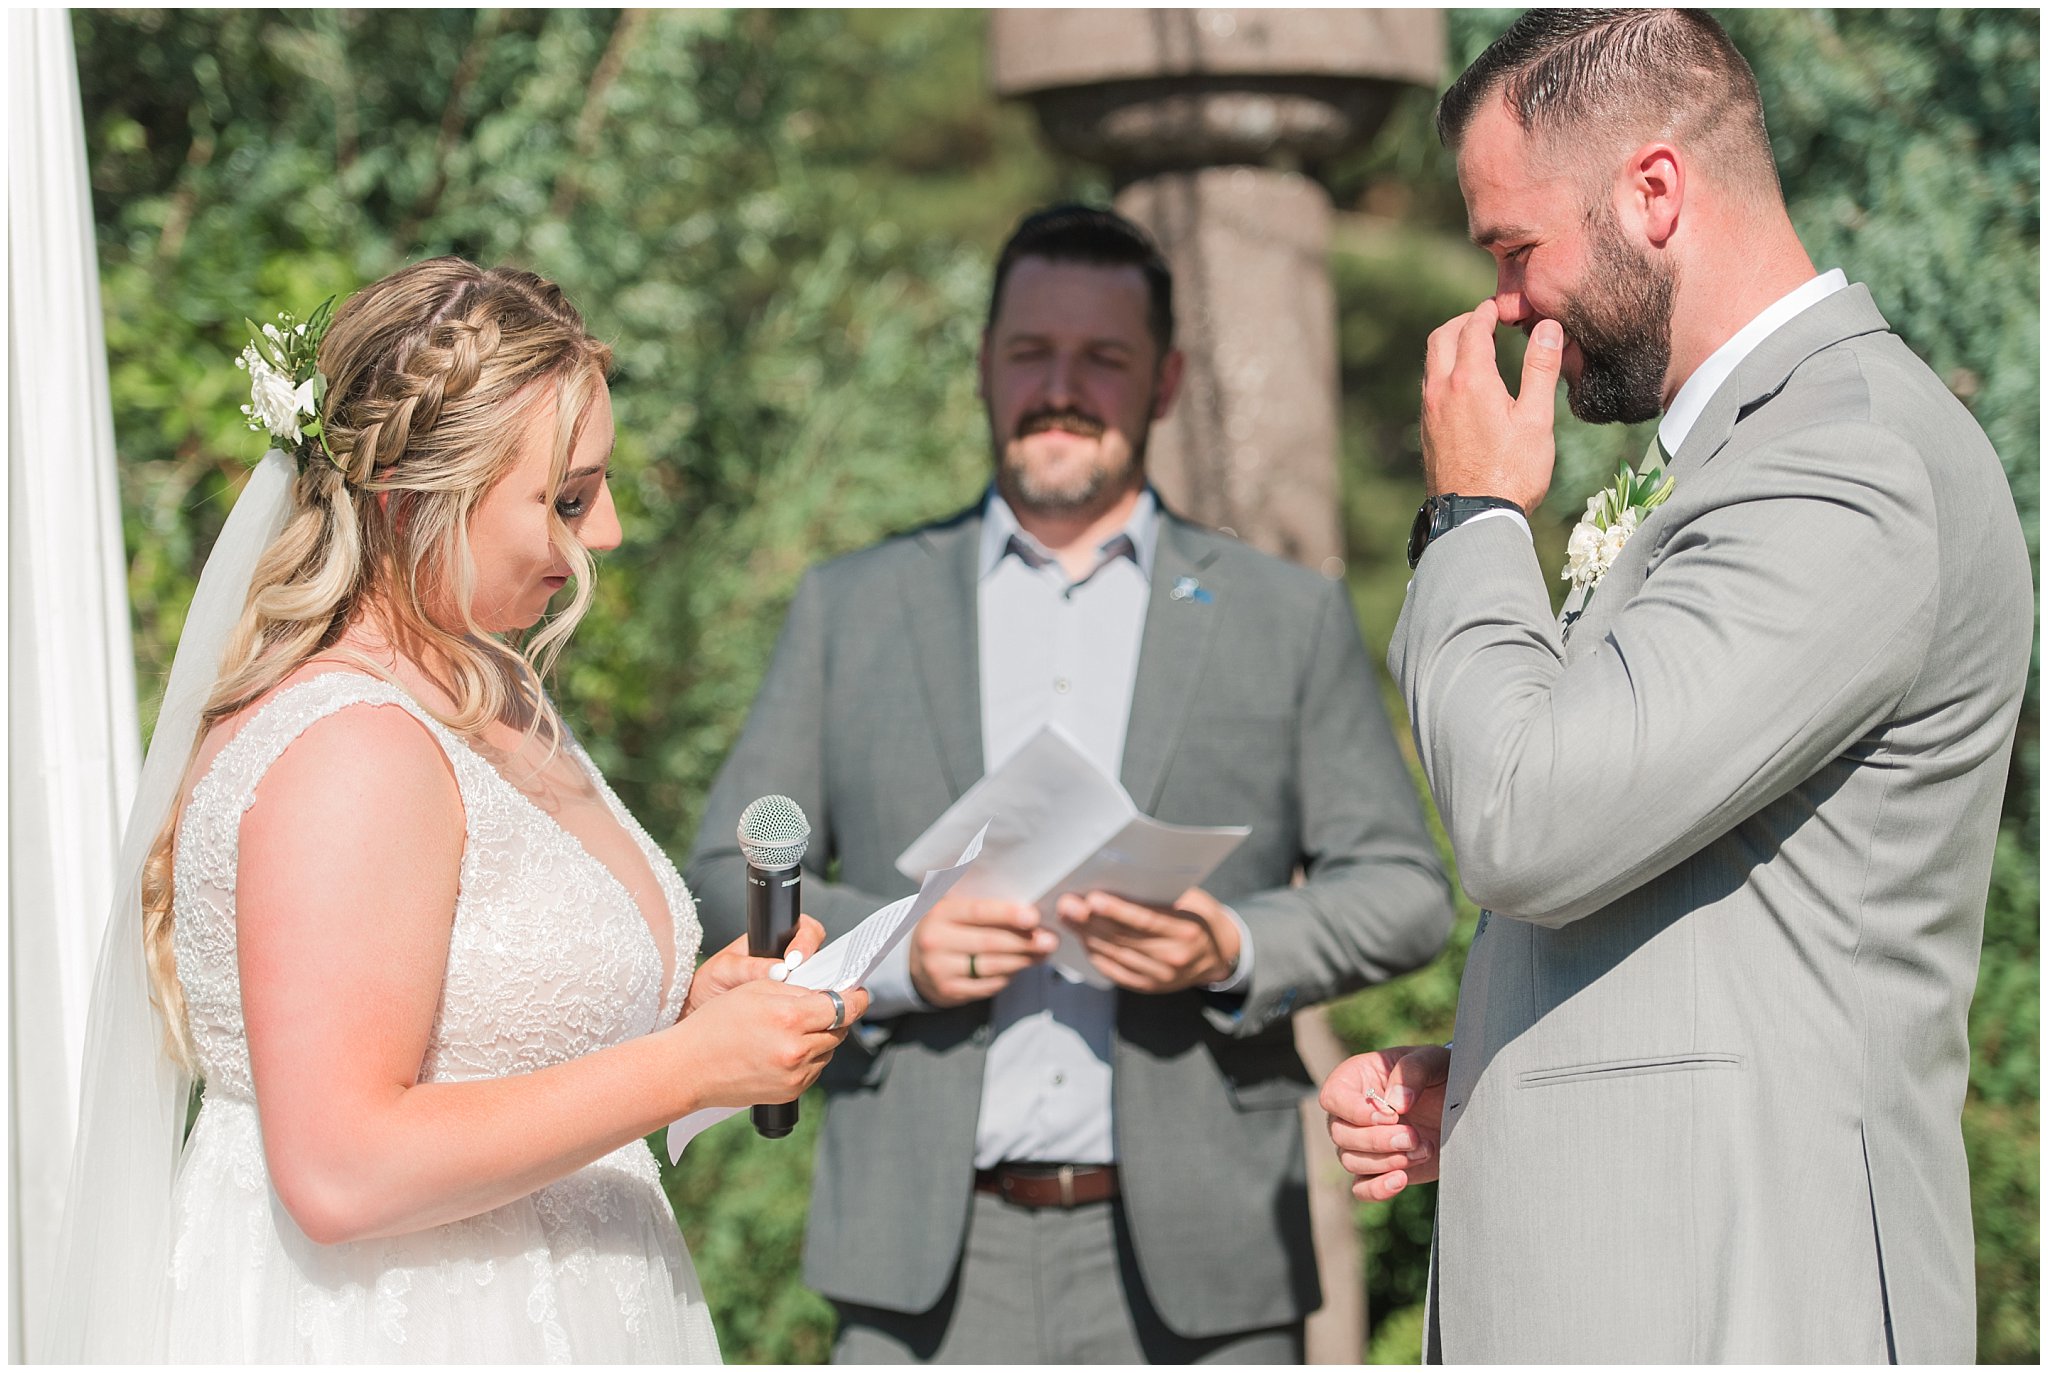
<box><xmin>894</xmin><ymin>724</ymin><xmax>1250</xmax><ymax>989</ymax></box>
<box><xmin>665</xmin><ymin>823</ymin><xmax>989</xmax><ymax>1163</ymax></box>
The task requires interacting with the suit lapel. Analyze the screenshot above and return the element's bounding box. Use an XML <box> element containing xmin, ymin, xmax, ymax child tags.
<box><xmin>1667</xmin><ymin>284</ymin><xmax>1893</xmax><ymax>479</ymax></box>
<box><xmin>1564</xmin><ymin>287</ymin><xmax>1892</xmax><ymax>657</ymax></box>
<box><xmin>899</xmin><ymin>510</ymin><xmax>985</xmax><ymax>801</ymax></box>
<box><xmin>1121</xmin><ymin>513</ymin><xmax>1223</xmax><ymax>813</ymax></box>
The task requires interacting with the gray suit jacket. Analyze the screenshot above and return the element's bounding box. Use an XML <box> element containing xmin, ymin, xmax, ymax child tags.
<box><xmin>1392</xmin><ymin>286</ymin><xmax>2030</xmax><ymax>1362</ymax></box>
<box><xmin>688</xmin><ymin>502</ymin><xmax>1453</xmax><ymax>1338</ymax></box>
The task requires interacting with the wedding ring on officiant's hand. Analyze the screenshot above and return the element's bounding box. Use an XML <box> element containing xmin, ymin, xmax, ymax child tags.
<box><xmin>823</xmin><ymin>988</ymin><xmax>846</xmax><ymax>1031</ymax></box>
<box><xmin>967</xmin><ymin>953</ymin><xmax>980</xmax><ymax>980</ymax></box>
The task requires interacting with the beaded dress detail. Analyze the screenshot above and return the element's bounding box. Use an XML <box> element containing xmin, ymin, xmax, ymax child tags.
<box><xmin>167</xmin><ymin>673</ymin><xmax>719</xmax><ymax>1362</ymax></box>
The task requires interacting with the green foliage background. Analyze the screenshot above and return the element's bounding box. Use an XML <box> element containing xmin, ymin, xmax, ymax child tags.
<box><xmin>76</xmin><ymin>8</ymin><xmax>2035</xmax><ymax>1363</ymax></box>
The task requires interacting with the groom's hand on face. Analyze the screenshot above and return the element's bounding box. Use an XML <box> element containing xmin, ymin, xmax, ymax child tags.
<box><xmin>1421</xmin><ymin>298</ymin><xmax>1564</xmax><ymax>514</ymax></box>
<box><xmin>1322</xmin><ymin>1044</ymin><xmax>1451</xmax><ymax>1202</ymax></box>
<box><xmin>909</xmin><ymin>897</ymin><xmax>1057</xmax><ymax>1008</ymax></box>
<box><xmin>1059</xmin><ymin>887</ymin><xmax>1240</xmax><ymax>994</ymax></box>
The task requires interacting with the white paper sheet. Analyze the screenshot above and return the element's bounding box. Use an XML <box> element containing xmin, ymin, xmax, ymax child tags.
<box><xmin>664</xmin><ymin>824</ymin><xmax>988</xmax><ymax>1162</ymax></box>
<box><xmin>895</xmin><ymin>725</ymin><xmax>1250</xmax><ymax>988</ymax></box>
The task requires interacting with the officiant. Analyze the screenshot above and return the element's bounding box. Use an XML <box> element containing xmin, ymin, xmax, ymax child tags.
<box><xmin>686</xmin><ymin>204</ymin><xmax>1452</xmax><ymax>1364</ymax></box>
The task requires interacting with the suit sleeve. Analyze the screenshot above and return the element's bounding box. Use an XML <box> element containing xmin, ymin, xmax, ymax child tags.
<box><xmin>1211</xmin><ymin>577</ymin><xmax>1457</xmax><ymax>1037</ymax></box>
<box><xmin>686</xmin><ymin>571</ymin><xmax>894</xmax><ymax>952</ymax></box>
<box><xmin>1389</xmin><ymin>419</ymin><xmax>1939</xmax><ymax>928</ymax></box>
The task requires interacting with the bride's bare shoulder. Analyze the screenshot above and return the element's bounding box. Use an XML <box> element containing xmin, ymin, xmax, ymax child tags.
<box><xmin>237</xmin><ymin>671</ymin><xmax>463</xmax><ymax>860</ymax></box>
<box><xmin>191</xmin><ymin>662</ymin><xmax>458</xmax><ymax>818</ymax></box>
<box><xmin>228</xmin><ymin>668</ymin><xmax>465</xmax><ymax>934</ymax></box>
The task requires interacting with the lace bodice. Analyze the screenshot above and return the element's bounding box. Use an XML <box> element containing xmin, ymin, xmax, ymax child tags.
<box><xmin>173</xmin><ymin>672</ymin><xmax>702</xmax><ymax>1102</ymax></box>
<box><xmin>162</xmin><ymin>674</ymin><xmax>721</xmax><ymax>1361</ymax></box>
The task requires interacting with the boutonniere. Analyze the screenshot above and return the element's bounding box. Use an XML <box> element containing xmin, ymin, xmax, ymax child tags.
<box><xmin>1562</xmin><ymin>458</ymin><xmax>1674</xmax><ymax>600</ymax></box>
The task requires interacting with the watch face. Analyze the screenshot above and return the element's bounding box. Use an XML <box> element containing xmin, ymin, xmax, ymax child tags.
<box><xmin>1407</xmin><ymin>500</ymin><xmax>1434</xmax><ymax>568</ymax></box>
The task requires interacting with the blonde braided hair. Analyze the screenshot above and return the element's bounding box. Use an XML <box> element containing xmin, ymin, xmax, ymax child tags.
<box><xmin>144</xmin><ymin>258</ymin><xmax>614</xmax><ymax>1065</ymax></box>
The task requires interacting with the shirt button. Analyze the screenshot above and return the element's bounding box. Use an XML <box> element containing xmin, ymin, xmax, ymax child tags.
<box><xmin>1054</xmin><ymin>677</ymin><xmax>1071</xmax><ymax>694</ymax></box>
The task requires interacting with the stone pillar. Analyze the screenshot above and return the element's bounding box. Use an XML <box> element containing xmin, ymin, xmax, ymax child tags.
<box><xmin>1116</xmin><ymin>168</ymin><xmax>1341</xmax><ymax>566</ymax></box>
<box><xmin>990</xmin><ymin>10</ymin><xmax>1447</xmax><ymax>1363</ymax></box>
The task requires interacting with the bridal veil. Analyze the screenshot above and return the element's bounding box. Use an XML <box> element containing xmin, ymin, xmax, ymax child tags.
<box><xmin>40</xmin><ymin>452</ymin><xmax>294</xmax><ymax>1360</ymax></box>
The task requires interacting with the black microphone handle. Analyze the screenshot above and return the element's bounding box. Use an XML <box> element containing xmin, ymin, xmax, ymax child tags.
<box><xmin>746</xmin><ymin>861</ymin><xmax>802</xmax><ymax>1139</ymax></box>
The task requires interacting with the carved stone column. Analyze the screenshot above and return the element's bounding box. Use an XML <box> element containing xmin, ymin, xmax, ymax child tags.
<box><xmin>990</xmin><ymin>10</ymin><xmax>1447</xmax><ymax>1362</ymax></box>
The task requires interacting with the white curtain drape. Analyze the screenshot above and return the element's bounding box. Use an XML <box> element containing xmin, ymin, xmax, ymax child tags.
<box><xmin>6</xmin><ymin>9</ymin><xmax>142</xmax><ymax>1360</ymax></box>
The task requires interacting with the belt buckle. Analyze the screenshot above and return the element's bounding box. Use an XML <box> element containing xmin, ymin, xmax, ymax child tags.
<box><xmin>1057</xmin><ymin>1164</ymin><xmax>1076</xmax><ymax>1209</ymax></box>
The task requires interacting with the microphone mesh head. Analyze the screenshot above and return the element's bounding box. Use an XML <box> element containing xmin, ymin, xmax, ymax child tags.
<box><xmin>737</xmin><ymin>794</ymin><xmax>810</xmax><ymax>869</ymax></box>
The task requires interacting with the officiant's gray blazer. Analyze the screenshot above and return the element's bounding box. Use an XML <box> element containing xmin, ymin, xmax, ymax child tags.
<box><xmin>1392</xmin><ymin>286</ymin><xmax>2030</xmax><ymax>1363</ymax></box>
<box><xmin>688</xmin><ymin>503</ymin><xmax>1453</xmax><ymax>1338</ymax></box>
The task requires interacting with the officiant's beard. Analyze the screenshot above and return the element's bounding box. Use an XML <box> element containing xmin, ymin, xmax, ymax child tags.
<box><xmin>1554</xmin><ymin>204</ymin><xmax>1678</xmax><ymax>426</ymax></box>
<box><xmin>992</xmin><ymin>405</ymin><xmax>1153</xmax><ymax>519</ymax></box>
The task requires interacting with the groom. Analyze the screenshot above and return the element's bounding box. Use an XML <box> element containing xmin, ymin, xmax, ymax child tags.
<box><xmin>1322</xmin><ymin>9</ymin><xmax>2031</xmax><ymax>1364</ymax></box>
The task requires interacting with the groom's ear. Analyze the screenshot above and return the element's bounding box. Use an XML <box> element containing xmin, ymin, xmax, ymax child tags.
<box><xmin>1628</xmin><ymin>142</ymin><xmax>1685</xmax><ymax>250</ymax></box>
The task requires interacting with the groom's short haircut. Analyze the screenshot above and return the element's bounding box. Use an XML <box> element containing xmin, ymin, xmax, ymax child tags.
<box><xmin>989</xmin><ymin>204</ymin><xmax>1176</xmax><ymax>355</ymax></box>
<box><xmin>1436</xmin><ymin>9</ymin><xmax>1782</xmax><ymax>207</ymax></box>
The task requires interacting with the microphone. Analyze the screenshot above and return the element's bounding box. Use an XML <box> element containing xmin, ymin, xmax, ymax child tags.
<box><xmin>738</xmin><ymin>794</ymin><xmax>810</xmax><ymax>1139</ymax></box>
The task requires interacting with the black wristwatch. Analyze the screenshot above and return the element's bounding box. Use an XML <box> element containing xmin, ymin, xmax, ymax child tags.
<box><xmin>1407</xmin><ymin>494</ymin><xmax>1526</xmax><ymax>569</ymax></box>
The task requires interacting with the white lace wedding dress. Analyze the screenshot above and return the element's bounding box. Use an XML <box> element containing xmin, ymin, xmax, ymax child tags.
<box><xmin>164</xmin><ymin>672</ymin><xmax>723</xmax><ymax>1362</ymax></box>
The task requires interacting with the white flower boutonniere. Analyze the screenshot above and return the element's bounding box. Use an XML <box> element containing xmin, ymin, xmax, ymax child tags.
<box><xmin>1562</xmin><ymin>457</ymin><xmax>1675</xmax><ymax>598</ymax></box>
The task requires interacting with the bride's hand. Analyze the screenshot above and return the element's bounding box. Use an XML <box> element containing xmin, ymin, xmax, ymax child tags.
<box><xmin>681</xmin><ymin>915</ymin><xmax>828</xmax><ymax>1019</ymax></box>
<box><xmin>670</xmin><ymin>978</ymin><xmax>868</xmax><ymax>1110</ymax></box>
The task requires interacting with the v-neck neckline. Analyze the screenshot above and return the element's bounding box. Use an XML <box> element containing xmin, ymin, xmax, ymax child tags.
<box><xmin>204</xmin><ymin>672</ymin><xmax>684</xmax><ymax>1015</ymax></box>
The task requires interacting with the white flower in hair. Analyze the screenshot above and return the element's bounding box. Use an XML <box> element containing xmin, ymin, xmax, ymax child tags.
<box><xmin>232</xmin><ymin>299</ymin><xmax>337</xmax><ymax>466</ymax></box>
<box><xmin>239</xmin><ymin>346</ymin><xmax>305</xmax><ymax>442</ymax></box>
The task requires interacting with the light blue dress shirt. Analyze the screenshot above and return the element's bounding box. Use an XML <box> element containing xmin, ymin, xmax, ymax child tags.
<box><xmin>862</xmin><ymin>486</ymin><xmax>1251</xmax><ymax>1167</ymax></box>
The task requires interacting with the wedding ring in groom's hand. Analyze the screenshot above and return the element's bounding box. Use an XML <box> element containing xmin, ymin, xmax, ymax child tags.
<box><xmin>823</xmin><ymin>988</ymin><xmax>846</xmax><ymax>1031</ymax></box>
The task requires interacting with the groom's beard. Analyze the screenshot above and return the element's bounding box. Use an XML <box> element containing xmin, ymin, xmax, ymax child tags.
<box><xmin>1555</xmin><ymin>205</ymin><xmax>1678</xmax><ymax>426</ymax></box>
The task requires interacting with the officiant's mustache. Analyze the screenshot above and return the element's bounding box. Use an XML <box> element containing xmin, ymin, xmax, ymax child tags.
<box><xmin>1015</xmin><ymin>406</ymin><xmax>1106</xmax><ymax>441</ymax></box>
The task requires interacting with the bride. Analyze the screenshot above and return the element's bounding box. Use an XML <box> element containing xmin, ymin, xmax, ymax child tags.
<box><xmin>41</xmin><ymin>258</ymin><xmax>863</xmax><ymax>1361</ymax></box>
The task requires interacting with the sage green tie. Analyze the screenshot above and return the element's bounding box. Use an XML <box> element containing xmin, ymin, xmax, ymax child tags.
<box><xmin>1646</xmin><ymin>431</ymin><xmax>1672</xmax><ymax>473</ymax></box>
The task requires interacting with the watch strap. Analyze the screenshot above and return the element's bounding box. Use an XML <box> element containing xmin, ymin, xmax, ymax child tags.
<box><xmin>1408</xmin><ymin>494</ymin><xmax>1525</xmax><ymax>568</ymax></box>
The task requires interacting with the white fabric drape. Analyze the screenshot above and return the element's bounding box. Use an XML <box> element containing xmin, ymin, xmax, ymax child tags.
<box><xmin>6</xmin><ymin>9</ymin><xmax>142</xmax><ymax>1360</ymax></box>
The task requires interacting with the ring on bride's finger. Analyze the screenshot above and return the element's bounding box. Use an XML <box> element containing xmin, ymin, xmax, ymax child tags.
<box><xmin>967</xmin><ymin>953</ymin><xmax>980</xmax><ymax>980</ymax></box>
<box><xmin>823</xmin><ymin>987</ymin><xmax>846</xmax><ymax>1031</ymax></box>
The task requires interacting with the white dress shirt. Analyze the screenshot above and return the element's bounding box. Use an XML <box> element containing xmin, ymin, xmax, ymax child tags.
<box><xmin>1657</xmin><ymin>268</ymin><xmax>1847</xmax><ymax>454</ymax></box>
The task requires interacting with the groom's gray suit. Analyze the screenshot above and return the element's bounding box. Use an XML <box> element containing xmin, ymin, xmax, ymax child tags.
<box><xmin>1393</xmin><ymin>285</ymin><xmax>2030</xmax><ymax>1362</ymax></box>
<box><xmin>689</xmin><ymin>500</ymin><xmax>1453</xmax><ymax>1343</ymax></box>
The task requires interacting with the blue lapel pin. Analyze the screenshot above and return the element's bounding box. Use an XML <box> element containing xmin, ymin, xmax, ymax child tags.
<box><xmin>1170</xmin><ymin>575</ymin><xmax>1213</xmax><ymax>604</ymax></box>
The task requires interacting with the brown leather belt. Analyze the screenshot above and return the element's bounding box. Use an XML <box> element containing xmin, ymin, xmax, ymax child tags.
<box><xmin>975</xmin><ymin>1163</ymin><xmax>1120</xmax><ymax>1209</ymax></box>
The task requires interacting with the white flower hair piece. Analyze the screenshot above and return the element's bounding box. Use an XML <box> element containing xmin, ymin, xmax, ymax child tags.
<box><xmin>236</xmin><ymin>298</ymin><xmax>337</xmax><ymax>472</ymax></box>
<box><xmin>1561</xmin><ymin>453</ymin><xmax>1674</xmax><ymax>597</ymax></box>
